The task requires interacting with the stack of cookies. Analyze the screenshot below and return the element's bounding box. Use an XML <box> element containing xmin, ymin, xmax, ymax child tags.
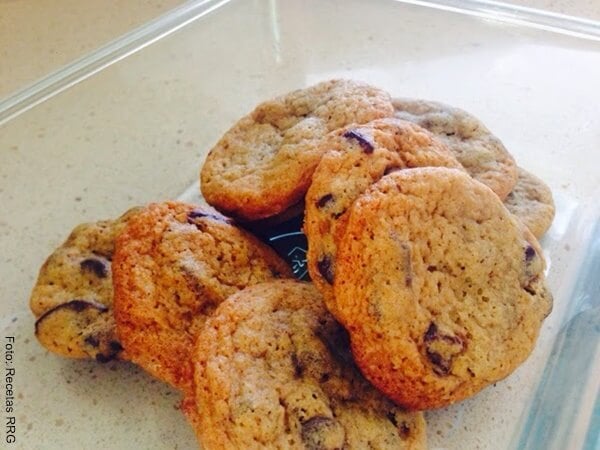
<box><xmin>30</xmin><ymin>79</ymin><xmax>555</xmax><ymax>449</ymax></box>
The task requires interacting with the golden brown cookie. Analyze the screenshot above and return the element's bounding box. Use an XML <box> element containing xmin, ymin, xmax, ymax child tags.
<box><xmin>504</xmin><ymin>167</ymin><xmax>555</xmax><ymax>238</ymax></box>
<box><xmin>30</xmin><ymin>207</ymin><xmax>141</xmax><ymax>361</ymax></box>
<box><xmin>333</xmin><ymin>168</ymin><xmax>552</xmax><ymax>410</ymax></box>
<box><xmin>192</xmin><ymin>280</ymin><xmax>426</xmax><ymax>450</ymax></box>
<box><xmin>304</xmin><ymin>118</ymin><xmax>463</xmax><ymax>308</ymax></box>
<box><xmin>393</xmin><ymin>98</ymin><xmax>517</xmax><ymax>200</ymax></box>
<box><xmin>112</xmin><ymin>202</ymin><xmax>292</xmax><ymax>392</ymax></box>
<box><xmin>201</xmin><ymin>79</ymin><xmax>394</xmax><ymax>221</ymax></box>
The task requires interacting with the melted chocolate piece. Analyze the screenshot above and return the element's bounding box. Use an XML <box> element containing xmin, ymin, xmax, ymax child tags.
<box><xmin>34</xmin><ymin>300</ymin><xmax>108</xmax><ymax>334</ymax></box>
<box><xmin>525</xmin><ymin>245</ymin><xmax>536</xmax><ymax>262</ymax></box>
<box><xmin>343</xmin><ymin>130</ymin><xmax>374</xmax><ymax>153</ymax></box>
<box><xmin>386</xmin><ymin>411</ymin><xmax>398</xmax><ymax>428</ymax></box>
<box><xmin>109</xmin><ymin>341</ymin><xmax>123</xmax><ymax>353</ymax></box>
<box><xmin>291</xmin><ymin>353</ymin><xmax>304</xmax><ymax>378</ymax></box>
<box><xmin>399</xmin><ymin>422</ymin><xmax>411</xmax><ymax>439</ymax></box>
<box><xmin>187</xmin><ymin>209</ymin><xmax>233</xmax><ymax>227</ymax></box>
<box><xmin>301</xmin><ymin>416</ymin><xmax>344</xmax><ymax>450</ymax></box>
<box><xmin>426</xmin><ymin>350</ymin><xmax>451</xmax><ymax>376</ymax></box>
<box><xmin>316</xmin><ymin>193</ymin><xmax>334</xmax><ymax>208</ymax></box>
<box><xmin>80</xmin><ymin>258</ymin><xmax>108</xmax><ymax>278</ymax></box>
<box><xmin>423</xmin><ymin>322</ymin><xmax>465</xmax><ymax>376</ymax></box>
<box><xmin>387</xmin><ymin>412</ymin><xmax>411</xmax><ymax>439</ymax></box>
<box><xmin>317</xmin><ymin>255</ymin><xmax>334</xmax><ymax>284</ymax></box>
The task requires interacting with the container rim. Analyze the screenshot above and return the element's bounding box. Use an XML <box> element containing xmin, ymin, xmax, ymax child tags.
<box><xmin>1</xmin><ymin>0</ymin><xmax>599</xmax><ymax>126</ymax></box>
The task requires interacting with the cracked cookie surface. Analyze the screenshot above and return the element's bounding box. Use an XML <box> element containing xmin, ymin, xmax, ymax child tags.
<box><xmin>192</xmin><ymin>280</ymin><xmax>426</xmax><ymax>450</ymax></box>
<box><xmin>112</xmin><ymin>201</ymin><xmax>292</xmax><ymax>393</ymax></box>
<box><xmin>30</xmin><ymin>207</ymin><xmax>141</xmax><ymax>361</ymax></box>
<box><xmin>333</xmin><ymin>168</ymin><xmax>552</xmax><ymax>410</ymax></box>
<box><xmin>304</xmin><ymin>118</ymin><xmax>462</xmax><ymax>308</ymax></box>
<box><xmin>393</xmin><ymin>98</ymin><xmax>517</xmax><ymax>200</ymax></box>
<box><xmin>201</xmin><ymin>79</ymin><xmax>394</xmax><ymax>221</ymax></box>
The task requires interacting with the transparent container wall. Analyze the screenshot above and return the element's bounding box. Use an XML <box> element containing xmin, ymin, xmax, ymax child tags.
<box><xmin>1</xmin><ymin>0</ymin><xmax>598</xmax><ymax>448</ymax></box>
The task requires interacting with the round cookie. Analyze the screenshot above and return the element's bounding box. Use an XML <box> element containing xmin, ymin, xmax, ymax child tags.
<box><xmin>29</xmin><ymin>207</ymin><xmax>141</xmax><ymax>362</ymax></box>
<box><xmin>201</xmin><ymin>79</ymin><xmax>394</xmax><ymax>221</ymax></box>
<box><xmin>504</xmin><ymin>167</ymin><xmax>555</xmax><ymax>238</ymax></box>
<box><xmin>192</xmin><ymin>280</ymin><xmax>426</xmax><ymax>450</ymax></box>
<box><xmin>112</xmin><ymin>202</ymin><xmax>292</xmax><ymax>393</ymax></box>
<box><xmin>393</xmin><ymin>98</ymin><xmax>517</xmax><ymax>200</ymax></box>
<box><xmin>304</xmin><ymin>118</ymin><xmax>463</xmax><ymax>307</ymax></box>
<box><xmin>333</xmin><ymin>168</ymin><xmax>552</xmax><ymax>410</ymax></box>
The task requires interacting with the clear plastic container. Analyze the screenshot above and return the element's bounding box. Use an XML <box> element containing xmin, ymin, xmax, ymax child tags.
<box><xmin>1</xmin><ymin>0</ymin><xmax>598</xmax><ymax>448</ymax></box>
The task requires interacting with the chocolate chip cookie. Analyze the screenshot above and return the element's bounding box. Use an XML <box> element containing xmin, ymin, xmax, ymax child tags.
<box><xmin>201</xmin><ymin>79</ymin><xmax>394</xmax><ymax>221</ymax></box>
<box><xmin>504</xmin><ymin>167</ymin><xmax>555</xmax><ymax>238</ymax></box>
<box><xmin>29</xmin><ymin>207</ymin><xmax>141</xmax><ymax>362</ymax></box>
<box><xmin>192</xmin><ymin>280</ymin><xmax>426</xmax><ymax>449</ymax></box>
<box><xmin>304</xmin><ymin>118</ymin><xmax>463</xmax><ymax>307</ymax></box>
<box><xmin>393</xmin><ymin>98</ymin><xmax>517</xmax><ymax>200</ymax></box>
<box><xmin>333</xmin><ymin>167</ymin><xmax>552</xmax><ymax>410</ymax></box>
<box><xmin>112</xmin><ymin>202</ymin><xmax>292</xmax><ymax>393</ymax></box>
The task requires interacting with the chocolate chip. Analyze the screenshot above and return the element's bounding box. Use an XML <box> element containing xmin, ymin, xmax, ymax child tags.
<box><xmin>387</xmin><ymin>412</ymin><xmax>411</xmax><ymax>438</ymax></box>
<box><xmin>426</xmin><ymin>350</ymin><xmax>451</xmax><ymax>376</ymax></box>
<box><xmin>425</xmin><ymin>322</ymin><xmax>463</xmax><ymax>346</ymax></box>
<box><xmin>291</xmin><ymin>353</ymin><xmax>304</xmax><ymax>378</ymax></box>
<box><xmin>95</xmin><ymin>353</ymin><xmax>113</xmax><ymax>363</ymax></box>
<box><xmin>317</xmin><ymin>255</ymin><xmax>334</xmax><ymax>285</ymax></box>
<box><xmin>316</xmin><ymin>193</ymin><xmax>334</xmax><ymax>208</ymax></box>
<box><xmin>34</xmin><ymin>300</ymin><xmax>108</xmax><ymax>335</ymax></box>
<box><xmin>67</xmin><ymin>299</ymin><xmax>108</xmax><ymax>313</ymax></box>
<box><xmin>386</xmin><ymin>411</ymin><xmax>398</xmax><ymax>427</ymax></box>
<box><xmin>187</xmin><ymin>209</ymin><xmax>233</xmax><ymax>227</ymax></box>
<box><xmin>424</xmin><ymin>322</ymin><xmax>439</xmax><ymax>342</ymax></box>
<box><xmin>525</xmin><ymin>245</ymin><xmax>536</xmax><ymax>262</ymax></box>
<box><xmin>422</xmin><ymin>322</ymin><xmax>465</xmax><ymax>376</ymax></box>
<box><xmin>343</xmin><ymin>130</ymin><xmax>374</xmax><ymax>153</ymax></box>
<box><xmin>399</xmin><ymin>422</ymin><xmax>411</xmax><ymax>439</ymax></box>
<box><xmin>80</xmin><ymin>258</ymin><xmax>108</xmax><ymax>278</ymax></box>
<box><xmin>301</xmin><ymin>416</ymin><xmax>345</xmax><ymax>450</ymax></box>
<box><xmin>109</xmin><ymin>341</ymin><xmax>123</xmax><ymax>352</ymax></box>
<box><xmin>524</xmin><ymin>284</ymin><xmax>537</xmax><ymax>295</ymax></box>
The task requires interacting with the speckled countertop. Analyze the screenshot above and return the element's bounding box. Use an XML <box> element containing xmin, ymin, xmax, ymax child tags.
<box><xmin>1</xmin><ymin>0</ymin><xmax>599</xmax><ymax>449</ymax></box>
<box><xmin>1</xmin><ymin>0</ymin><xmax>599</xmax><ymax>98</ymax></box>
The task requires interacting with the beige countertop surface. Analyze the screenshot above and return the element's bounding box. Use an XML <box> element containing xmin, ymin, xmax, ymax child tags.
<box><xmin>1</xmin><ymin>0</ymin><xmax>599</xmax><ymax>99</ymax></box>
<box><xmin>1</xmin><ymin>0</ymin><xmax>599</xmax><ymax>449</ymax></box>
